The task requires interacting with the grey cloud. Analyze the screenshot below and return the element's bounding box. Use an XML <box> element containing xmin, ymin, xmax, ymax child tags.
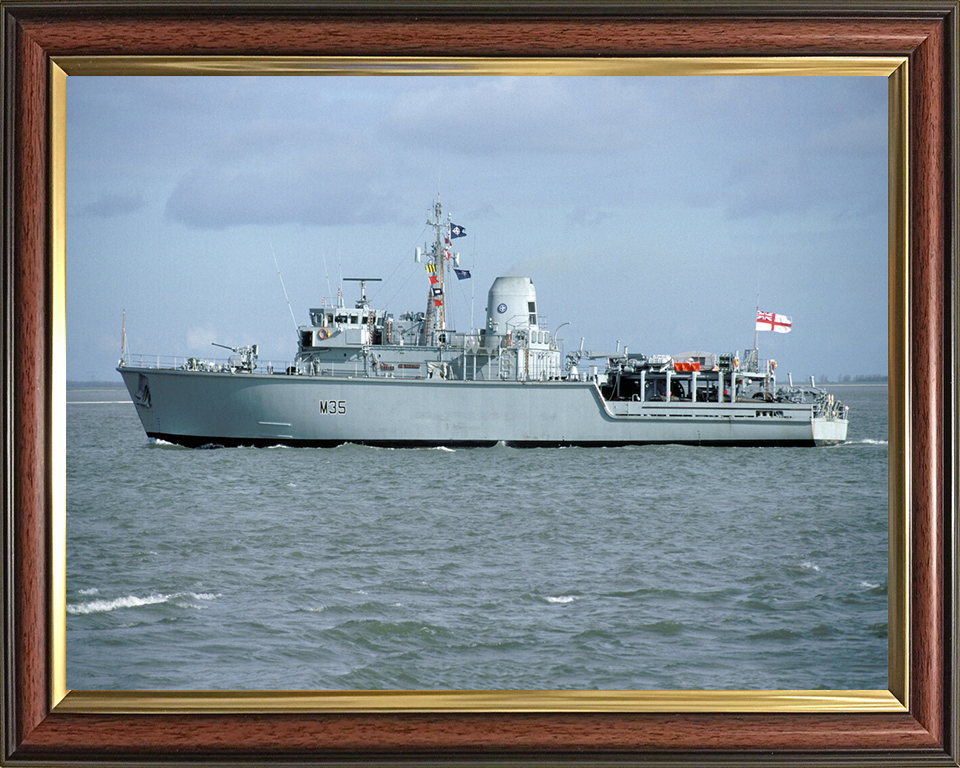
<box><xmin>809</xmin><ymin>114</ymin><xmax>886</xmax><ymax>156</ymax></box>
<box><xmin>80</xmin><ymin>192</ymin><xmax>146</xmax><ymax>218</ymax></box>
<box><xmin>382</xmin><ymin>78</ymin><xmax>625</xmax><ymax>156</ymax></box>
<box><xmin>566</xmin><ymin>208</ymin><xmax>617</xmax><ymax>227</ymax></box>
<box><xmin>718</xmin><ymin>141</ymin><xmax>885</xmax><ymax>222</ymax></box>
<box><xmin>203</xmin><ymin>117</ymin><xmax>353</xmax><ymax>163</ymax></box>
<box><xmin>164</xmin><ymin>164</ymin><xmax>401</xmax><ymax>230</ymax></box>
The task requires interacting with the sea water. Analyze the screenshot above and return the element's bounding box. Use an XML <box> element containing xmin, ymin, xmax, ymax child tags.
<box><xmin>66</xmin><ymin>384</ymin><xmax>888</xmax><ymax>690</ymax></box>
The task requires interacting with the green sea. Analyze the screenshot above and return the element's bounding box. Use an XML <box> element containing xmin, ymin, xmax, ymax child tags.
<box><xmin>66</xmin><ymin>384</ymin><xmax>887</xmax><ymax>690</ymax></box>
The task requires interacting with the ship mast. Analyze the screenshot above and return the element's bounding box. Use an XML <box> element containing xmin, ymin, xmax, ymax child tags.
<box><xmin>749</xmin><ymin>272</ymin><xmax>760</xmax><ymax>371</ymax></box>
<box><xmin>423</xmin><ymin>198</ymin><xmax>448</xmax><ymax>345</ymax></box>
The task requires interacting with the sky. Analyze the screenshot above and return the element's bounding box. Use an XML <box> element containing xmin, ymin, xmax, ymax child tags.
<box><xmin>66</xmin><ymin>75</ymin><xmax>888</xmax><ymax>382</ymax></box>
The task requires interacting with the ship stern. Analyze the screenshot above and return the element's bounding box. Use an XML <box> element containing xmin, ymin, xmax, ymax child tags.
<box><xmin>812</xmin><ymin>416</ymin><xmax>849</xmax><ymax>446</ymax></box>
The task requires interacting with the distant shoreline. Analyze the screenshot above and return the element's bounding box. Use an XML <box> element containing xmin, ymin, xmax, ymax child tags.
<box><xmin>67</xmin><ymin>381</ymin><xmax>126</xmax><ymax>389</ymax></box>
<box><xmin>819</xmin><ymin>382</ymin><xmax>888</xmax><ymax>387</ymax></box>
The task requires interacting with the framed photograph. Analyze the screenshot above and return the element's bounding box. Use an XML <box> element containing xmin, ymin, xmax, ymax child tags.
<box><xmin>3</xmin><ymin>2</ymin><xmax>957</xmax><ymax>765</ymax></box>
<box><xmin>61</xmin><ymin>64</ymin><xmax>892</xmax><ymax>699</ymax></box>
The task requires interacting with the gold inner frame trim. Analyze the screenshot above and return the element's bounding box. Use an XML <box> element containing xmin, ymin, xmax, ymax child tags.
<box><xmin>886</xmin><ymin>62</ymin><xmax>910</xmax><ymax>710</ymax></box>
<box><xmin>55</xmin><ymin>55</ymin><xmax>905</xmax><ymax>77</ymax></box>
<box><xmin>56</xmin><ymin>688</ymin><xmax>905</xmax><ymax>714</ymax></box>
<box><xmin>49</xmin><ymin>56</ymin><xmax>909</xmax><ymax>715</ymax></box>
<box><xmin>50</xmin><ymin>62</ymin><xmax>67</xmax><ymax>707</ymax></box>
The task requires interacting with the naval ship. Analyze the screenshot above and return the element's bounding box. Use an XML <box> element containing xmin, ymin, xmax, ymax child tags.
<box><xmin>117</xmin><ymin>200</ymin><xmax>849</xmax><ymax>448</ymax></box>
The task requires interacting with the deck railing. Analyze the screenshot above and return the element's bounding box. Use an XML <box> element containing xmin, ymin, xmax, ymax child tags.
<box><xmin>120</xmin><ymin>353</ymin><xmax>294</xmax><ymax>374</ymax></box>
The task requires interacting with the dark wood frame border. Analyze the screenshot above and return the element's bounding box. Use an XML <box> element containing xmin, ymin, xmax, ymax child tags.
<box><xmin>2</xmin><ymin>2</ymin><xmax>957</xmax><ymax>765</ymax></box>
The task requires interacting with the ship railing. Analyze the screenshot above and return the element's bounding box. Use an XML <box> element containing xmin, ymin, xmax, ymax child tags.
<box><xmin>813</xmin><ymin>392</ymin><xmax>849</xmax><ymax>421</ymax></box>
<box><xmin>120</xmin><ymin>352</ymin><xmax>294</xmax><ymax>374</ymax></box>
<box><xmin>737</xmin><ymin>354</ymin><xmax>774</xmax><ymax>375</ymax></box>
<box><xmin>776</xmin><ymin>385</ymin><xmax>848</xmax><ymax>421</ymax></box>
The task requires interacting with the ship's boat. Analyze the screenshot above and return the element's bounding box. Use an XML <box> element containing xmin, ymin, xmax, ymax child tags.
<box><xmin>117</xmin><ymin>199</ymin><xmax>849</xmax><ymax>448</ymax></box>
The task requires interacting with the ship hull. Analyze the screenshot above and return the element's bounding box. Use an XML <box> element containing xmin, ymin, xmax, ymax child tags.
<box><xmin>118</xmin><ymin>367</ymin><xmax>848</xmax><ymax>448</ymax></box>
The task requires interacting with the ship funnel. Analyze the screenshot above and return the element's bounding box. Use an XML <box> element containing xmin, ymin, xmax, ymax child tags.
<box><xmin>486</xmin><ymin>276</ymin><xmax>539</xmax><ymax>335</ymax></box>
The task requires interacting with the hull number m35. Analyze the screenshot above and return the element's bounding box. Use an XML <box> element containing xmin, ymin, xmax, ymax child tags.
<box><xmin>320</xmin><ymin>400</ymin><xmax>347</xmax><ymax>415</ymax></box>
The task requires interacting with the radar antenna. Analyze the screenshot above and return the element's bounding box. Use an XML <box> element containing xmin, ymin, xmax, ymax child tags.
<box><xmin>343</xmin><ymin>277</ymin><xmax>382</xmax><ymax>307</ymax></box>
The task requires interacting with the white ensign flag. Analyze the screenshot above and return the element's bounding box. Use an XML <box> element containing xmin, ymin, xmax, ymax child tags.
<box><xmin>756</xmin><ymin>310</ymin><xmax>792</xmax><ymax>333</ymax></box>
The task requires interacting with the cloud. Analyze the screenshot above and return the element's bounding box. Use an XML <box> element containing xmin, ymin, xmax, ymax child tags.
<box><xmin>382</xmin><ymin>77</ymin><xmax>651</xmax><ymax>157</ymax></box>
<box><xmin>717</xmin><ymin>137</ymin><xmax>885</xmax><ymax>222</ymax></box>
<box><xmin>80</xmin><ymin>192</ymin><xmax>146</xmax><ymax>218</ymax></box>
<box><xmin>503</xmin><ymin>248</ymin><xmax>593</xmax><ymax>278</ymax></box>
<box><xmin>566</xmin><ymin>208</ymin><xmax>617</xmax><ymax>228</ymax></box>
<box><xmin>164</xmin><ymin>158</ymin><xmax>401</xmax><ymax>230</ymax></box>
<box><xmin>186</xmin><ymin>323</ymin><xmax>218</xmax><ymax>352</ymax></box>
<box><xmin>810</xmin><ymin>113</ymin><xmax>886</xmax><ymax>156</ymax></box>
<box><xmin>161</xmin><ymin>101</ymin><xmax>409</xmax><ymax>230</ymax></box>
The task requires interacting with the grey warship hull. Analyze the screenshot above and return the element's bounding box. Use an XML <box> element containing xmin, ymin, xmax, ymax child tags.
<box><xmin>117</xmin><ymin>198</ymin><xmax>849</xmax><ymax>448</ymax></box>
<box><xmin>117</xmin><ymin>366</ymin><xmax>848</xmax><ymax>448</ymax></box>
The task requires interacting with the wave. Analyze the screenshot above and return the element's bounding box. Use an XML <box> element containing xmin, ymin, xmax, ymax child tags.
<box><xmin>544</xmin><ymin>595</ymin><xmax>578</xmax><ymax>604</ymax></box>
<box><xmin>642</xmin><ymin>620</ymin><xmax>684</xmax><ymax>636</ymax></box>
<box><xmin>67</xmin><ymin>400</ymin><xmax>130</xmax><ymax>405</ymax></box>
<box><xmin>748</xmin><ymin>628</ymin><xmax>803</xmax><ymax>641</ymax></box>
<box><xmin>67</xmin><ymin>591</ymin><xmax>219</xmax><ymax>615</ymax></box>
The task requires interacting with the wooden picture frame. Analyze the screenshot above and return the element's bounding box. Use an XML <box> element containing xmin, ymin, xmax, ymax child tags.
<box><xmin>3</xmin><ymin>2</ymin><xmax>957</xmax><ymax>765</ymax></box>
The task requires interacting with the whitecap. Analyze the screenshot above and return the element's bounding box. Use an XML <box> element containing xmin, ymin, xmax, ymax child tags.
<box><xmin>859</xmin><ymin>581</ymin><xmax>880</xmax><ymax>589</ymax></box>
<box><xmin>545</xmin><ymin>595</ymin><xmax>578</xmax><ymax>604</ymax></box>
<box><xmin>77</xmin><ymin>587</ymin><xmax>99</xmax><ymax>596</ymax></box>
<box><xmin>67</xmin><ymin>591</ymin><xmax>220</xmax><ymax>615</ymax></box>
<box><xmin>67</xmin><ymin>593</ymin><xmax>173</xmax><ymax>615</ymax></box>
<box><xmin>800</xmin><ymin>562</ymin><xmax>821</xmax><ymax>572</ymax></box>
